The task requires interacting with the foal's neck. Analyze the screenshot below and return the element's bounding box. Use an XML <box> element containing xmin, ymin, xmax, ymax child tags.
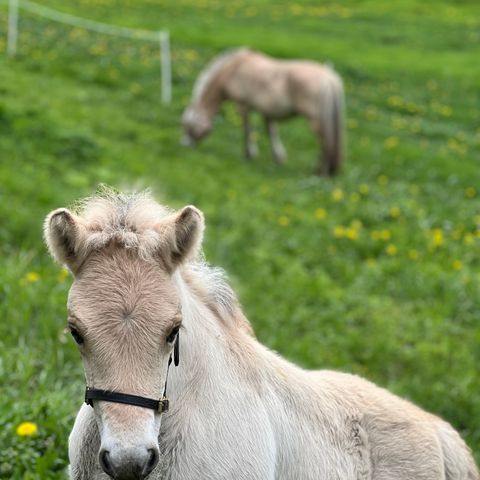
<box><xmin>168</xmin><ymin>271</ymin><xmax>264</xmax><ymax>402</ymax></box>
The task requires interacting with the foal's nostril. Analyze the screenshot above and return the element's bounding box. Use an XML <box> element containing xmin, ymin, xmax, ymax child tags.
<box><xmin>99</xmin><ymin>449</ymin><xmax>115</xmax><ymax>478</ymax></box>
<box><xmin>142</xmin><ymin>448</ymin><xmax>159</xmax><ymax>477</ymax></box>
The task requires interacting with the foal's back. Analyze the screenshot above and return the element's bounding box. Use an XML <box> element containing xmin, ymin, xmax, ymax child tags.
<box><xmin>303</xmin><ymin>369</ymin><xmax>478</xmax><ymax>479</ymax></box>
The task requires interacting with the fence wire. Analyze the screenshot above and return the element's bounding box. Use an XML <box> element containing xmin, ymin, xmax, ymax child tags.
<box><xmin>2</xmin><ymin>0</ymin><xmax>172</xmax><ymax>103</ymax></box>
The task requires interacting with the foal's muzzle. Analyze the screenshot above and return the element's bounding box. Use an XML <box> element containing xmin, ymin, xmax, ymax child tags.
<box><xmin>100</xmin><ymin>446</ymin><xmax>159</xmax><ymax>480</ymax></box>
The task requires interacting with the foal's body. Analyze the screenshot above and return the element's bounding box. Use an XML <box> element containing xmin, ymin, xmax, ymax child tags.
<box><xmin>44</xmin><ymin>193</ymin><xmax>478</xmax><ymax>480</ymax></box>
<box><xmin>182</xmin><ymin>49</ymin><xmax>344</xmax><ymax>176</ymax></box>
<box><xmin>71</xmin><ymin>317</ymin><xmax>476</xmax><ymax>479</ymax></box>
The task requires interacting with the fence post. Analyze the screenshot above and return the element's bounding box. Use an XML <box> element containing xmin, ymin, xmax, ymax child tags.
<box><xmin>159</xmin><ymin>30</ymin><xmax>171</xmax><ymax>104</ymax></box>
<box><xmin>7</xmin><ymin>0</ymin><xmax>19</xmax><ymax>57</ymax></box>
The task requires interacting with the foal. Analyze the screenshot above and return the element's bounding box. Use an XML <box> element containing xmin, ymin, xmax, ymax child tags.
<box><xmin>45</xmin><ymin>191</ymin><xmax>478</xmax><ymax>480</ymax></box>
<box><xmin>182</xmin><ymin>48</ymin><xmax>345</xmax><ymax>176</ymax></box>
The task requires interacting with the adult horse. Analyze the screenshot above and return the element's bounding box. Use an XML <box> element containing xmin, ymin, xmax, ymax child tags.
<box><xmin>45</xmin><ymin>191</ymin><xmax>478</xmax><ymax>479</ymax></box>
<box><xmin>182</xmin><ymin>48</ymin><xmax>345</xmax><ymax>176</ymax></box>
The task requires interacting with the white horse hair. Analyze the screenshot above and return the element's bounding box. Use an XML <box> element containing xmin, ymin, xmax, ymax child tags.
<box><xmin>44</xmin><ymin>190</ymin><xmax>479</xmax><ymax>480</ymax></box>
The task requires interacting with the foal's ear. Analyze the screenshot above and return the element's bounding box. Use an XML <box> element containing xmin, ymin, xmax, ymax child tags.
<box><xmin>157</xmin><ymin>205</ymin><xmax>204</xmax><ymax>271</ymax></box>
<box><xmin>44</xmin><ymin>208</ymin><xmax>86</xmax><ymax>274</ymax></box>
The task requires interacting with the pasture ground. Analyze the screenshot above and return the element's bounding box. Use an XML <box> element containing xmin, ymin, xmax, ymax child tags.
<box><xmin>0</xmin><ymin>0</ymin><xmax>479</xmax><ymax>477</ymax></box>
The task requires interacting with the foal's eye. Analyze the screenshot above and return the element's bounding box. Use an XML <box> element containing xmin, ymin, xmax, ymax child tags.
<box><xmin>166</xmin><ymin>326</ymin><xmax>180</xmax><ymax>344</ymax></box>
<box><xmin>69</xmin><ymin>327</ymin><xmax>84</xmax><ymax>345</ymax></box>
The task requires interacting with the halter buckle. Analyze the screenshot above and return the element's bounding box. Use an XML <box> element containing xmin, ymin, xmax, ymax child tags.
<box><xmin>158</xmin><ymin>397</ymin><xmax>169</xmax><ymax>414</ymax></box>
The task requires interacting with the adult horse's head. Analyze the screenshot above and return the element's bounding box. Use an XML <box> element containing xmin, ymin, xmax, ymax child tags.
<box><xmin>181</xmin><ymin>105</ymin><xmax>213</xmax><ymax>146</ymax></box>
<box><xmin>44</xmin><ymin>192</ymin><xmax>204</xmax><ymax>480</ymax></box>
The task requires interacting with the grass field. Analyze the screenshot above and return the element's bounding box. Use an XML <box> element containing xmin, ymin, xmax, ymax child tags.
<box><xmin>0</xmin><ymin>0</ymin><xmax>479</xmax><ymax>477</ymax></box>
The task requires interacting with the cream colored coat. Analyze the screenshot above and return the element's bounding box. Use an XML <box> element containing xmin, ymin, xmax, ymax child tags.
<box><xmin>44</xmin><ymin>191</ymin><xmax>479</xmax><ymax>480</ymax></box>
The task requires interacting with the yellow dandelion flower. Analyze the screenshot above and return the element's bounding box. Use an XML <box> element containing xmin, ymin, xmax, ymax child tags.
<box><xmin>334</xmin><ymin>225</ymin><xmax>346</xmax><ymax>238</ymax></box>
<box><xmin>350</xmin><ymin>219</ymin><xmax>363</xmax><ymax>230</ymax></box>
<box><xmin>350</xmin><ymin>192</ymin><xmax>360</xmax><ymax>203</ymax></box>
<box><xmin>409</xmin><ymin>184</ymin><xmax>419</xmax><ymax>195</ymax></box>
<box><xmin>408</xmin><ymin>249</ymin><xmax>418</xmax><ymax>260</ymax></box>
<box><xmin>278</xmin><ymin>216</ymin><xmax>290</xmax><ymax>227</ymax></box>
<box><xmin>440</xmin><ymin>105</ymin><xmax>452</xmax><ymax>117</ymax></box>
<box><xmin>380</xmin><ymin>230</ymin><xmax>391</xmax><ymax>241</ymax></box>
<box><xmin>57</xmin><ymin>268</ymin><xmax>69</xmax><ymax>283</ymax></box>
<box><xmin>25</xmin><ymin>272</ymin><xmax>40</xmax><ymax>283</ymax></box>
<box><xmin>358</xmin><ymin>184</ymin><xmax>370</xmax><ymax>195</ymax></box>
<box><xmin>465</xmin><ymin>187</ymin><xmax>476</xmax><ymax>199</ymax></box>
<box><xmin>452</xmin><ymin>260</ymin><xmax>463</xmax><ymax>271</ymax></box>
<box><xmin>331</xmin><ymin>188</ymin><xmax>344</xmax><ymax>202</ymax></box>
<box><xmin>16</xmin><ymin>422</ymin><xmax>38</xmax><ymax>437</ymax></box>
<box><xmin>448</xmin><ymin>138</ymin><xmax>459</xmax><ymax>149</ymax></box>
<box><xmin>387</xmin><ymin>95</ymin><xmax>403</xmax><ymax>107</ymax></box>
<box><xmin>389</xmin><ymin>207</ymin><xmax>401</xmax><ymax>218</ymax></box>
<box><xmin>377</xmin><ymin>175</ymin><xmax>389</xmax><ymax>186</ymax></box>
<box><xmin>386</xmin><ymin>244</ymin><xmax>397</xmax><ymax>256</ymax></box>
<box><xmin>431</xmin><ymin>229</ymin><xmax>444</xmax><ymax>247</ymax></box>
<box><xmin>452</xmin><ymin>229</ymin><xmax>462</xmax><ymax>240</ymax></box>
<box><xmin>184</xmin><ymin>49</ymin><xmax>199</xmax><ymax>61</ymax></box>
<box><xmin>464</xmin><ymin>233</ymin><xmax>474</xmax><ymax>245</ymax></box>
<box><xmin>314</xmin><ymin>208</ymin><xmax>327</xmax><ymax>220</ymax></box>
<box><xmin>345</xmin><ymin>228</ymin><xmax>358</xmax><ymax>241</ymax></box>
<box><xmin>366</xmin><ymin>108</ymin><xmax>377</xmax><ymax>120</ymax></box>
<box><xmin>129</xmin><ymin>83</ymin><xmax>141</xmax><ymax>94</ymax></box>
<box><xmin>384</xmin><ymin>136</ymin><xmax>399</xmax><ymax>149</ymax></box>
<box><xmin>366</xmin><ymin>258</ymin><xmax>376</xmax><ymax>267</ymax></box>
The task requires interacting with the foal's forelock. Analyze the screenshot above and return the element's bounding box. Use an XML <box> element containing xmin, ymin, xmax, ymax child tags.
<box><xmin>46</xmin><ymin>190</ymin><xmax>245</xmax><ymax>335</ymax></box>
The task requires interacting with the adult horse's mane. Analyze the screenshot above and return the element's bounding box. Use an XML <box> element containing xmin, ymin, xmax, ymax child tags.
<box><xmin>46</xmin><ymin>188</ymin><xmax>245</xmax><ymax>329</ymax></box>
<box><xmin>192</xmin><ymin>47</ymin><xmax>249</xmax><ymax>102</ymax></box>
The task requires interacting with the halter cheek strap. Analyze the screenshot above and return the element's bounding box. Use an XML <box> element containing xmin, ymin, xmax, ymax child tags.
<box><xmin>85</xmin><ymin>333</ymin><xmax>180</xmax><ymax>414</ymax></box>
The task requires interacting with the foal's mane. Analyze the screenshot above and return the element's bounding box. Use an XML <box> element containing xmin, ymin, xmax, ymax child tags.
<box><xmin>67</xmin><ymin>188</ymin><xmax>249</xmax><ymax>332</ymax></box>
<box><xmin>192</xmin><ymin>48</ymin><xmax>249</xmax><ymax>102</ymax></box>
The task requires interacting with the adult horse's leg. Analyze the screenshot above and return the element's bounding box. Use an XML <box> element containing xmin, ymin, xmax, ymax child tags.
<box><xmin>265</xmin><ymin>118</ymin><xmax>287</xmax><ymax>165</ymax></box>
<box><xmin>239</xmin><ymin>104</ymin><xmax>258</xmax><ymax>160</ymax></box>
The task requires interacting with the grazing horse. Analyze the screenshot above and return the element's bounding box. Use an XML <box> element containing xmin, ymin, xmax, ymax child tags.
<box><xmin>182</xmin><ymin>48</ymin><xmax>345</xmax><ymax>176</ymax></box>
<box><xmin>45</xmin><ymin>191</ymin><xmax>478</xmax><ymax>480</ymax></box>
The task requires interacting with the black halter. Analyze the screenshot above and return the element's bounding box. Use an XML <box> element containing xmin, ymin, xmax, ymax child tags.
<box><xmin>85</xmin><ymin>333</ymin><xmax>180</xmax><ymax>414</ymax></box>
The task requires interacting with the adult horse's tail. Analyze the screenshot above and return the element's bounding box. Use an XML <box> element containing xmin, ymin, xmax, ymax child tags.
<box><xmin>319</xmin><ymin>66</ymin><xmax>344</xmax><ymax>176</ymax></box>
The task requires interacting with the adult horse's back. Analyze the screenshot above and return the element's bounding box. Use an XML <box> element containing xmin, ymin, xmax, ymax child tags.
<box><xmin>182</xmin><ymin>48</ymin><xmax>344</xmax><ymax>176</ymax></box>
<box><xmin>45</xmin><ymin>190</ymin><xmax>478</xmax><ymax>479</ymax></box>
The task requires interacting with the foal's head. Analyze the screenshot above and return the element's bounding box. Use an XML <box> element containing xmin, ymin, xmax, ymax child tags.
<box><xmin>45</xmin><ymin>193</ymin><xmax>204</xmax><ymax>480</ymax></box>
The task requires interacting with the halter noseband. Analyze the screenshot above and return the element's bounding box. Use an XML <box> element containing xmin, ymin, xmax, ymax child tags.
<box><xmin>85</xmin><ymin>333</ymin><xmax>180</xmax><ymax>414</ymax></box>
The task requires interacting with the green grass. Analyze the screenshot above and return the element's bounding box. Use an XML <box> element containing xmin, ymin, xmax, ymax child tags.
<box><xmin>0</xmin><ymin>0</ymin><xmax>479</xmax><ymax>477</ymax></box>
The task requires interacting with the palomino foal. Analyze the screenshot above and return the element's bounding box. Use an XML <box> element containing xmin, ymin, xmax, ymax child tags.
<box><xmin>45</xmin><ymin>192</ymin><xmax>478</xmax><ymax>480</ymax></box>
<box><xmin>182</xmin><ymin>48</ymin><xmax>344</xmax><ymax>176</ymax></box>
